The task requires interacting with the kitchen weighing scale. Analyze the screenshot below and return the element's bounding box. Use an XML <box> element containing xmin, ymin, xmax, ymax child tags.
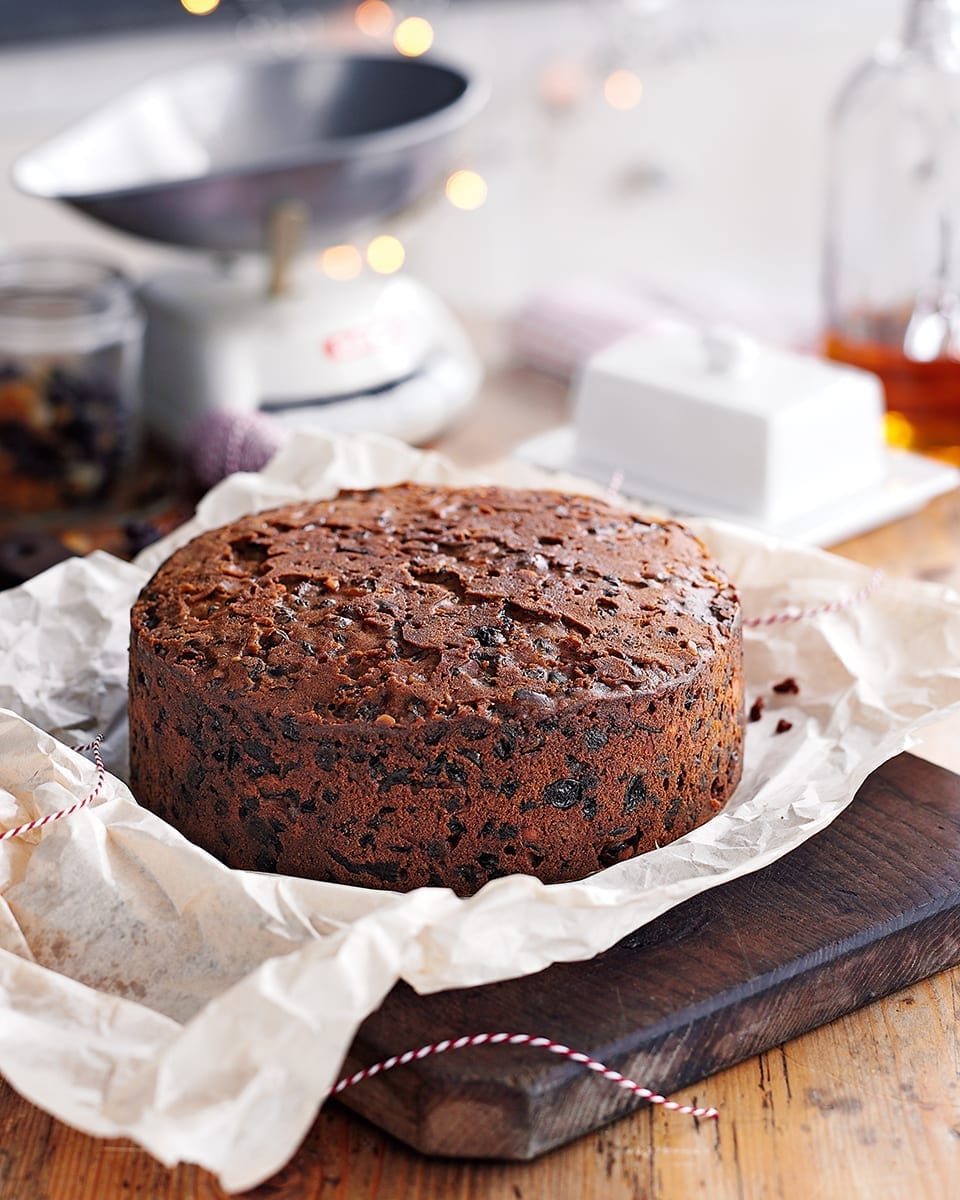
<box><xmin>13</xmin><ymin>53</ymin><xmax>487</xmax><ymax>451</ymax></box>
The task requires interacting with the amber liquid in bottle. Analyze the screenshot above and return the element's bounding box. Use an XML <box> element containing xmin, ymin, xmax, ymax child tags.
<box><xmin>825</xmin><ymin>320</ymin><xmax>960</xmax><ymax>466</ymax></box>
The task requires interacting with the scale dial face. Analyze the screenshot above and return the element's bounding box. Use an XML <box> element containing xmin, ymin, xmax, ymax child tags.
<box><xmin>139</xmin><ymin>268</ymin><xmax>480</xmax><ymax>445</ymax></box>
<box><xmin>256</xmin><ymin>276</ymin><xmax>435</xmax><ymax>406</ymax></box>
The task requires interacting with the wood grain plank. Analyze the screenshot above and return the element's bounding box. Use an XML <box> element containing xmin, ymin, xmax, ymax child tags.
<box><xmin>5</xmin><ymin>994</ymin><xmax>957</xmax><ymax>1200</ymax></box>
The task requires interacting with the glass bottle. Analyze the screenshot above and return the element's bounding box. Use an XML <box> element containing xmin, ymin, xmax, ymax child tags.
<box><xmin>824</xmin><ymin>0</ymin><xmax>960</xmax><ymax>464</ymax></box>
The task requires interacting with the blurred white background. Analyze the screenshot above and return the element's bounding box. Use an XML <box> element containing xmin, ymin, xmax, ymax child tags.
<box><xmin>0</xmin><ymin>0</ymin><xmax>903</xmax><ymax>334</ymax></box>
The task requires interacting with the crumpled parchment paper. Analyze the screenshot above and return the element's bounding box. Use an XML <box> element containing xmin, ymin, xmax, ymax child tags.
<box><xmin>1</xmin><ymin>431</ymin><xmax>959</xmax><ymax>1191</ymax></box>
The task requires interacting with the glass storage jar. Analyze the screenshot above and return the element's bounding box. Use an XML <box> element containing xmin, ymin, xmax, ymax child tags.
<box><xmin>0</xmin><ymin>253</ymin><xmax>144</xmax><ymax>513</ymax></box>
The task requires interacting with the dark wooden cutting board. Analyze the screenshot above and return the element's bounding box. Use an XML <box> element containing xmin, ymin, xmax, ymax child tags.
<box><xmin>337</xmin><ymin>752</ymin><xmax>960</xmax><ymax>1158</ymax></box>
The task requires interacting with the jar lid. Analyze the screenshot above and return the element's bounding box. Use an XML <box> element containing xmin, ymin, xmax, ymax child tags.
<box><xmin>0</xmin><ymin>252</ymin><xmax>143</xmax><ymax>355</ymax></box>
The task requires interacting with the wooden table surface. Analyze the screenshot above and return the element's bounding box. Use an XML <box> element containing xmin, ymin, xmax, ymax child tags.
<box><xmin>3</xmin><ymin>350</ymin><xmax>960</xmax><ymax>1200</ymax></box>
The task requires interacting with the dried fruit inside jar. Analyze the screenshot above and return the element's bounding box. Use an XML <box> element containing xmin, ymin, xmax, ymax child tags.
<box><xmin>0</xmin><ymin>254</ymin><xmax>143</xmax><ymax>515</ymax></box>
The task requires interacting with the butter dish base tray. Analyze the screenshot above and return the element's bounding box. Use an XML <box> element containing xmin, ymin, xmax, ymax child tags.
<box><xmin>513</xmin><ymin>425</ymin><xmax>960</xmax><ymax>546</ymax></box>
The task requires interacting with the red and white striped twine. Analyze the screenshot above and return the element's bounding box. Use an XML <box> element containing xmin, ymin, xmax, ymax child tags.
<box><xmin>0</xmin><ymin>564</ymin><xmax>885</xmax><ymax>1125</ymax></box>
<box><xmin>744</xmin><ymin>569</ymin><xmax>883</xmax><ymax>629</ymax></box>
<box><xmin>330</xmin><ymin>1031</ymin><xmax>718</xmax><ymax>1121</ymax></box>
<box><xmin>1</xmin><ymin>740</ymin><xmax>714</xmax><ymax>1121</ymax></box>
<box><xmin>0</xmin><ymin>735</ymin><xmax>104</xmax><ymax>843</ymax></box>
<box><xmin>2</xmin><ymin>563</ymin><xmax>882</xmax><ymax>1117</ymax></box>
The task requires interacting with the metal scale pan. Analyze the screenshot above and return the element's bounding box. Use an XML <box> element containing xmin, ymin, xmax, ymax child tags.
<box><xmin>13</xmin><ymin>53</ymin><xmax>486</xmax><ymax>252</ymax></box>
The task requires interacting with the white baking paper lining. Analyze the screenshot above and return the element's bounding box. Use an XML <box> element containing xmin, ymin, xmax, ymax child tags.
<box><xmin>1</xmin><ymin>431</ymin><xmax>959</xmax><ymax>1191</ymax></box>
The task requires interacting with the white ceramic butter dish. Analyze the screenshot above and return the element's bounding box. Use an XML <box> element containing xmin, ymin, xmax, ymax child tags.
<box><xmin>571</xmin><ymin>326</ymin><xmax>888</xmax><ymax>524</ymax></box>
<box><xmin>513</xmin><ymin>326</ymin><xmax>960</xmax><ymax>545</ymax></box>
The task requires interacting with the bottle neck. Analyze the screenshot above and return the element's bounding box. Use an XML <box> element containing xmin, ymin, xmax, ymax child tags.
<box><xmin>903</xmin><ymin>0</ymin><xmax>960</xmax><ymax>56</ymax></box>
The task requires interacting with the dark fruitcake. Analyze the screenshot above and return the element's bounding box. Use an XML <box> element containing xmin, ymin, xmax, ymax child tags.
<box><xmin>128</xmin><ymin>484</ymin><xmax>743</xmax><ymax>894</ymax></box>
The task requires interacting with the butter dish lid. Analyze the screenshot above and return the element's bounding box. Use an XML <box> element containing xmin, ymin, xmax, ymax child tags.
<box><xmin>580</xmin><ymin>324</ymin><xmax>877</xmax><ymax>414</ymax></box>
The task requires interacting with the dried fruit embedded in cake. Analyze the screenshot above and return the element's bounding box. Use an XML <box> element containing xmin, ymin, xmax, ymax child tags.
<box><xmin>623</xmin><ymin>774</ymin><xmax>650</xmax><ymax>814</ymax></box>
<box><xmin>542</xmin><ymin>778</ymin><xmax>583</xmax><ymax>810</ymax></box>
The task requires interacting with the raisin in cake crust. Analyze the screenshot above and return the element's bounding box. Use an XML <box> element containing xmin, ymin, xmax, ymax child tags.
<box><xmin>129</xmin><ymin>484</ymin><xmax>743</xmax><ymax>894</ymax></box>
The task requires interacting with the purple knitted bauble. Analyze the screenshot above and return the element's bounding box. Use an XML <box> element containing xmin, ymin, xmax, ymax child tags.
<box><xmin>190</xmin><ymin>409</ymin><xmax>287</xmax><ymax>487</ymax></box>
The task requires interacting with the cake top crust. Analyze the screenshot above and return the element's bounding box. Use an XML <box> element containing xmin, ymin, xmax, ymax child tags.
<box><xmin>132</xmin><ymin>484</ymin><xmax>739</xmax><ymax>722</ymax></box>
